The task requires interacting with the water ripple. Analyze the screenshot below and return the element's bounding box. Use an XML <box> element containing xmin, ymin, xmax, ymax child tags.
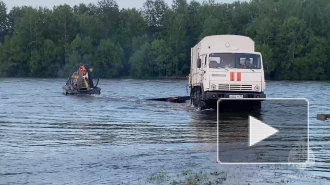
<box><xmin>0</xmin><ymin>79</ymin><xmax>329</xmax><ymax>184</ymax></box>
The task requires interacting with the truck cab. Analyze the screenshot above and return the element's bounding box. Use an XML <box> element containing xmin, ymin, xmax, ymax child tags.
<box><xmin>189</xmin><ymin>35</ymin><xmax>266</xmax><ymax>110</ymax></box>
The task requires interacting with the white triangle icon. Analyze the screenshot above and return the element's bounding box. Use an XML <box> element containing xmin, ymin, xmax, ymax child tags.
<box><xmin>249</xmin><ymin>115</ymin><xmax>279</xmax><ymax>147</ymax></box>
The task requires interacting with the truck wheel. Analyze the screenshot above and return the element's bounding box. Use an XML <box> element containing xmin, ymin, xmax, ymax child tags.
<box><xmin>199</xmin><ymin>100</ymin><xmax>207</xmax><ymax>110</ymax></box>
<box><xmin>197</xmin><ymin>88</ymin><xmax>207</xmax><ymax>110</ymax></box>
<box><xmin>189</xmin><ymin>89</ymin><xmax>193</xmax><ymax>105</ymax></box>
<box><xmin>252</xmin><ymin>101</ymin><xmax>261</xmax><ymax>111</ymax></box>
<box><xmin>192</xmin><ymin>88</ymin><xmax>198</xmax><ymax>107</ymax></box>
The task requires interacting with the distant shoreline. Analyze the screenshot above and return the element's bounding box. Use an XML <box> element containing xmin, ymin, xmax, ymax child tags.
<box><xmin>0</xmin><ymin>76</ymin><xmax>188</xmax><ymax>80</ymax></box>
<box><xmin>1</xmin><ymin>77</ymin><xmax>329</xmax><ymax>82</ymax></box>
<box><xmin>153</xmin><ymin>76</ymin><xmax>187</xmax><ymax>80</ymax></box>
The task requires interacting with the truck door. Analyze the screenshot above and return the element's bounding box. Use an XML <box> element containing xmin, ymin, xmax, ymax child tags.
<box><xmin>194</xmin><ymin>49</ymin><xmax>200</xmax><ymax>84</ymax></box>
<box><xmin>202</xmin><ymin>54</ymin><xmax>209</xmax><ymax>88</ymax></box>
<box><xmin>196</xmin><ymin>54</ymin><xmax>206</xmax><ymax>84</ymax></box>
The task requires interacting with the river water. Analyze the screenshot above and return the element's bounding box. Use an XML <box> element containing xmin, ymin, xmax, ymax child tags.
<box><xmin>0</xmin><ymin>78</ymin><xmax>329</xmax><ymax>185</ymax></box>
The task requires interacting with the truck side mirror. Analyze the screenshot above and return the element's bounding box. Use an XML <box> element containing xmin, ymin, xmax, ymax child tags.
<box><xmin>264</xmin><ymin>63</ymin><xmax>269</xmax><ymax>72</ymax></box>
<box><xmin>197</xmin><ymin>58</ymin><xmax>201</xmax><ymax>68</ymax></box>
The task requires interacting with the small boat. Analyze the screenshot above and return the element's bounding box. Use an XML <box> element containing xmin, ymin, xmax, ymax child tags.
<box><xmin>62</xmin><ymin>64</ymin><xmax>101</xmax><ymax>95</ymax></box>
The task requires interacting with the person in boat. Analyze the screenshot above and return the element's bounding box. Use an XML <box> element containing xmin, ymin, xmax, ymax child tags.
<box><xmin>79</xmin><ymin>65</ymin><xmax>88</xmax><ymax>80</ymax></box>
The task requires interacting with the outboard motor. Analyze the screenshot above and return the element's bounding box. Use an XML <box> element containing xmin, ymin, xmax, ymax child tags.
<box><xmin>87</xmin><ymin>68</ymin><xmax>94</xmax><ymax>88</ymax></box>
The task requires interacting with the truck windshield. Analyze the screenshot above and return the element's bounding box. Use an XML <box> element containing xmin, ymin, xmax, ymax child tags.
<box><xmin>208</xmin><ymin>53</ymin><xmax>262</xmax><ymax>69</ymax></box>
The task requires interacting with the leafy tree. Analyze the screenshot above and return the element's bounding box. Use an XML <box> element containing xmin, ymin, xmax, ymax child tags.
<box><xmin>0</xmin><ymin>0</ymin><xmax>329</xmax><ymax>80</ymax></box>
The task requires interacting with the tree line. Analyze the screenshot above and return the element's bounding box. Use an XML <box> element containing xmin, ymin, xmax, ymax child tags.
<box><xmin>0</xmin><ymin>0</ymin><xmax>330</xmax><ymax>80</ymax></box>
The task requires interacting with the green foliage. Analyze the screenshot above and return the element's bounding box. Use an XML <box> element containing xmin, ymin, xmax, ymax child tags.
<box><xmin>0</xmin><ymin>0</ymin><xmax>330</xmax><ymax>80</ymax></box>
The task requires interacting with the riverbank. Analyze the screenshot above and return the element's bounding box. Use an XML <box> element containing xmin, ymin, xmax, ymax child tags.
<box><xmin>0</xmin><ymin>76</ymin><xmax>188</xmax><ymax>80</ymax></box>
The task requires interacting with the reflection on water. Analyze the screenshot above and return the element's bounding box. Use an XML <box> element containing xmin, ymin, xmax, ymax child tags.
<box><xmin>0</xmin><ymin>79</ymin><xmax>329</xmax><ymax>184</ymax></box>
<box><xmin>217</xmin><ymin>99</ymin><xmax>309</xmax><ymax>163</ymax></box>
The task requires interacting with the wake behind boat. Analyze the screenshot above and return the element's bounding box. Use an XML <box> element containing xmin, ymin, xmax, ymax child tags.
<box><xmin>62</xmin><ymin>64</ymin><xmax>101</xmax><ymax>95</ymax></box>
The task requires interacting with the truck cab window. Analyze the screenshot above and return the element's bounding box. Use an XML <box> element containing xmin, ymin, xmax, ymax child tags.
<box><xmin>208</xmin><ymin>53</ymin><xmax>261</xmax><ymax>69</ymax></box>
<box><xmin>236</xmin><ymin>55</ymin><xmax>261</xmax><ymax>69</ymax></box>
<box><xmin>209</xmin><ymin>53</ymin><xmax>235</xmax><ymax>68</ymax></box>
<box><xmin>239</xmin><ymin>58</ymin><xmax>253</xmax><ymax>68</ymax></box>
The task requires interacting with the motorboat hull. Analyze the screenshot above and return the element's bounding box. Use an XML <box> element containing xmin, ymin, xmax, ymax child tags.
<box><xmin>62</xmin><ymin>85</ymin><xmax>101</xmax><ymax>95</ymax></box>
<box><xmin>63</xmin><ymin>64</ymin><xmax>101</xmax><ymax>95</ymax></box>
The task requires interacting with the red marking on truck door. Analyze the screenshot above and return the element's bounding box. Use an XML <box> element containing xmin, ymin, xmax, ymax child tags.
<box><xmin>230</xmin><ymin>72</ymin><xmax>234</xmax><ymax>81</ymax></box>
<box><xmin>237</xmin><ymin>72</ymin><xmax>241</xmax><ymax>81</ymax></box>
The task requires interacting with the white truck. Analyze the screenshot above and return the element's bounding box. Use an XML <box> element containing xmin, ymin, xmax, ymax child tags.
<box><xmin>188</xmin><ymin>35</ymin><xmax>266</xmax><ymax>110</ymax></box>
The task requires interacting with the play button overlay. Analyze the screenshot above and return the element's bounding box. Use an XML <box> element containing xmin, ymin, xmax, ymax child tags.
<box><xmin>249</xmin><ymin>115</ymin><xmax>279</xmax><ymax>147</ymax></box>
<box><xmin>217</xmin><ymin>98</ymin><xmax>309</xmax><ymax>164</ymax></box>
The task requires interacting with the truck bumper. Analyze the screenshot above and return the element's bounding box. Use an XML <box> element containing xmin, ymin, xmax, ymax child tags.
<box><xmin>204</xmin><ymin>91</ymin><xmax>266</xmax><ymax>100</ymax></box>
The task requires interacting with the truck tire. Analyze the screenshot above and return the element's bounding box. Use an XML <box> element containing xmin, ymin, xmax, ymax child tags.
<box><xmin>251</xmin><ymin>101</ymin><xmax>261</xmax><ymax>111</ymax></box>
<box><xmin>197</xmin><ymin>87</ymin><xmax>207</xmax><ymax>110</ymax></box>
<box><xmin>190</xmin><ymin>87</ymin><xmax>207</xmax><ymax>110</ymax></box>
<box><xmin>190</xmin><ymin>87</ymin><xmax>197</xmax><ymax>108</ymax></box>
<box><xmin>189</xmin><ymin>88</ymin><xmax>193</xmax><ymax>106</ymax></box>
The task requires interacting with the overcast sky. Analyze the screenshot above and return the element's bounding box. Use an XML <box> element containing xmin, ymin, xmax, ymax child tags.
<box><xmin>2</xmin><ymin>0</ymin><xmax>245</xmax><ymax>11</ymax></box>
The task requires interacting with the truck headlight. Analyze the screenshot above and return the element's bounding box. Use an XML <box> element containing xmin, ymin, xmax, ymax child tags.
<box><xmin>211</xmin><ymin>84</ymin><xmax>216</xmax><ymax>90</ymax></box>
<box><xmin>254</xmin><ymin>85</ymin><xmax>260</xmax><ymax>91</ymax></box>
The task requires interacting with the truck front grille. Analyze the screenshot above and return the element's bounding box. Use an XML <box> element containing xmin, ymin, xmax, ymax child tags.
<box><xmin>218</xmin><ymin>84</ymin><xmax>253</xmax><ymax>91</ymax></box>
